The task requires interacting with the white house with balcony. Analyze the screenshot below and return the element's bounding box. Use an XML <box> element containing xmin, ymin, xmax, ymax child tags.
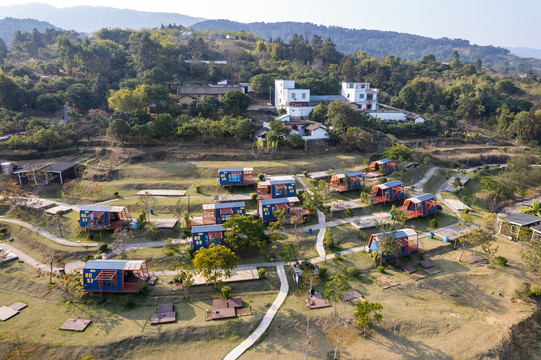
<box><xmin>341</xmin><ymin>82</ymin><xmax>379</xmax><ymax>110</ymax></box>
<box><xmin>274</xmin><ymin>80</ymin><xmax>313</xmax><ymax>118</ymax></box>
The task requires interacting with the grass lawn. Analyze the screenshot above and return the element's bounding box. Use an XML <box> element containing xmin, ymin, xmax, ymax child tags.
<box><xmin>424</xmin><ymin>169</ymin><xmax>458</xmax><ymax>195</ymax></box>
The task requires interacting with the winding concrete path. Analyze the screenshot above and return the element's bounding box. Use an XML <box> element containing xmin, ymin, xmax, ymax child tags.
<box><xmin>411</xmin><ymin>166</ymin><xmax>440</xmax><ymax>195</ymax></box>
<box><xmin>295</xmin><ymin>175</ymin><xmax>327</xmax><ymax>258</ymax></box>
<box><xmin>0</xmin><ymin>242</ymin><xmax>85</xmax><ymax>273</ymax></box>
<box><xmin>223</xmin><ymin>264</ymin><xmax>289</xmax><ymax>360</ymax></box>
<box><xmin>0</xmin><ymin>217</ymin><xmax>98</xmax><ymax>247</ymax></box>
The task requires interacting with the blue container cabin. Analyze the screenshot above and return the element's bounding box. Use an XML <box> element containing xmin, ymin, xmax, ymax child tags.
<box><xmin>401</xmin><ymin>193</ymin><xmax>438</xmax><ymax>220</ymax></box>
<box><xmin>83</xmin><ymin>260</ymin><xmax>149</xmax><ymax>293</ymax></box>
<box><xmin>258</xmin><ymin>197</ymin><xmax>308</xmax><ymax>221</ymax></box>
<box><xmin>218</xmin><ymin>168</ymin><xmax>255</xmax><ymax>187</ymax></box>
<box><xmin>367</xmin><ymin>159</ymin><xmax>397</xmax><ymax>177</ymax></box>
<box><xmin>368</xmin><ymin>229</ymin><xmax>419</xmax><ymax>258</ymax></box>
<box><xmin>370</xmin><ymin>181</ymin><xmax>405</xmax><ymax>205</ymax></box>
<box><xmin>329</xmin><ymin>171</ymin><xmax>365</xmax><ymax>192</ymax></box>
<box><xmin>191</xmin><ymin>202</ymin><xmax>246</xmax><ymax>226</ymax></box>
<box><xmin>192</xmin><ymin>224</ymin><xmax>227</xmax><ymax>251</ymax></box>
<box><xmin>79</xmin><ymin>205</ymin><xmax>132</xmax><ymax>230</ymax></box>
<box><xmin>257</xmin><ymin>178</ymin><xmax>296</xmax><ymax>199</ymax></box>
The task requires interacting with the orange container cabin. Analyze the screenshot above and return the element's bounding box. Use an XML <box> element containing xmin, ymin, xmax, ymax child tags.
<box><xmin>257</xmin><ymin>179</ymin><xmax>296</xmax><ymax>199</ymax></box>
<box><xmin>368</xmin><ymin>229</ymin><xmax>419</xmax><ymax>258</ymax></box>
<box><xmin>401</xmin><ymin>193</ymin><xmax>438</xmax><ymax>220</ymax></box>
<box><xmin>83</xmin><ymin>260</ymin><xmax>149</xmax><ymax>293</ymax></box>
<box><xmin>218</xmin><ymin>168</ymin><xmax>256</xmax><ymax>187</ymax></box>
<box><xmin>258</xmin><ymin>197</ymin><xmax>309</xmax><ymax>221</ymax></box>
<box><xmin>79</xmin><ymin>205</ymin><xmax>132</xmax><ymax>230</ymax></box>
<box><xmin>329</xmin><ymin>171</ymin><xmax>365</xmax><ymax>192</ymax></box>
<box><xmin>189</xmin><ymin>202</ymin><xmax>245</xmax><ymax>226</ymax></box>
<box><xmin>367</xmin><ymin>159</ymin><xmax>397</xmax><ymax>177</ymax></box>
<box><xmin>370</xmin><ymin>181</ymin><xmax>405</xmax><ymax>205</ymax></box>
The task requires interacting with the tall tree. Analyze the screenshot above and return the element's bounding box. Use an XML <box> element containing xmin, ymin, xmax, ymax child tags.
<box><xmin>193</xmin><ymin>245</ymin><xmax>239</xmax><ymax>288</ymax></box>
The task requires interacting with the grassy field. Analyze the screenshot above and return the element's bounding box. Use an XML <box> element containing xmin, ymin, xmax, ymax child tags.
<box><xmin>424</xmin><ymin>169</ymin><xmax>458</xmax><ymax>195</ymax></box>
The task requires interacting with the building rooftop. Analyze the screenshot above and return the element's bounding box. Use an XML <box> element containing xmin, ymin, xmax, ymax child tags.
<box><xmin>80</xmin><ymin>205</ymin><xmax>127</xmax><ymax>212</ymax></box>
<box><xmin>48</xmin><ymin>162</ymin><xmax>77</xmax><ymax>172</ymax></box>
<box><xmin>192</xmin><ymin>224</ymin><xmax>226</xmax><ymax>233</ymax></box>
<box><xmin>259</xmin><ymin>197</ymin><xmax>300</xmax><ymax>205</ymax></box>
<box><xmin>504</xmin><ymin>213</ymin><xmax>541</xmax><ymax>226</ymax></box>
<box><xmin>374</xmin><ymin>180</ymin><xmax>403</xmax><ymax>189</ymax></box>
<box><xmin>84</xmin><ymin>260</ymin><xmax>145</xmax><ymax>271</ymax></box>
<box><xmin>178</xmin><ymin>86</ymin><xmax>242</xmax><ymax>96</ymax></box>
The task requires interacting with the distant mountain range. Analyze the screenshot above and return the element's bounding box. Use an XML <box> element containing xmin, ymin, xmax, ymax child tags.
<box><xmin>0</xmin><ymin>17</ymin><xmax>59</xmax><ymax>46</ymax></box>
<box><xmin>0</xmin><ymin>3</ymin><xmax>540</xmax><ymax>73</ymax></box>
<box><xmin>0</xmin><ymin>3</ymin><xmax>204</xmax><ymax>34</ymax></box>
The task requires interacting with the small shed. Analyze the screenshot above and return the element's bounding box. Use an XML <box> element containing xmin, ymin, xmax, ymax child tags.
<box><xmin>201</xmin><ymin>202</ymin><xmax>245</xmax><ymax>225</ymax></box>
<box><xmin>218</xmin><ymin>168</ymin><xmax>256</xmax><ymax>187</ymax></box>
<box><xmin>79</xmin><ymin>205</ymin><xmax>132</xmax><ymax>230</ymax></box>
<box><xmin>192</xmin><ymin>224</ymin><xmax>227</xmax><ymax>250</ymax></box>
<box><xmin>329</xmin><ymin>171</ymin><xmax>365</xmax><ymax>192</ymax></box>
<box><xmin>83</xmin><ymin>260</ymin><xmax>149</xmax><ymax>293</ymax></box>
<box><xmin>370</xmin><ymin>181</ymin><xmax>405</xmax><ymax>205</ymax></box>
<box><xmin>498</xmin><ymin>213</ymin><xmax>541</xmax><ymax>240</ymax></box>
<box><xmin>258</xmin><ymin>197</ymin><xmax>308</xmax><ymax>221</ymax></box>
<box><xmin>368</xmin><ymin>228</ymin><xmax>419</xmax><ymax>258</ymax></box>
<box><xmin>367</xmin><ymin>159</ymin><xmax>397</xmax><ymax>177</ymax></box>
<box><xmin>401</xmin><ymin>193</ymin><xmax>438</xmax><ymax>220</ymax></box>
<box><xmin>45</xmin><ymin>162</ymin><xmax>77</xmax><ymax>184</ymax></box>
<box><xmin>13</xmin><ymin>162</ymin><xmax>53</xmax><ymax>185</ymax></box>
<box><xmin>257</xmin><ymin>179</ymin><xmax>296</xmax><ymax>199</ymax></box>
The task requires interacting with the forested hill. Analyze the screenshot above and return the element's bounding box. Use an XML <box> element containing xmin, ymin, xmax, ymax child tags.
<box><xmin>192</xmin><ymin>20</ymin><xmax>541</xmax><ymax>74</ymax></box>
<box><xmin>0</xmin><ymin>17</ymin><xmax>59</xmax><ymax>46</ymax></box>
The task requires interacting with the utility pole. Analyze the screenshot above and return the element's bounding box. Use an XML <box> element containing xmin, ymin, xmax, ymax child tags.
<box><xmin>56</xmin><ymin>214</ymin><xmax>63</xmax><ymax>238</ymax></box>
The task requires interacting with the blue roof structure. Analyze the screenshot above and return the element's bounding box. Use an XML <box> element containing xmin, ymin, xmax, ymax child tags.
<box><xmin>214</xmin><ymin>202</ymin><xmax>245</xmax><ymax>209</ymax></box>
<box><xmin>383</xmin><ymin>180</ymin><xmax>403</xmax><ymax>188</ymax></box>
<box><xmin>416</xmin><ymin>193</ymin><xmax>436</xmax><ymax>202</ymax></box>
<box><xmin>378</xmin><ymin>159</ymin><xmax>394</xmax><ymax>164</ymax></box>
<box><xmin>372</xmin><ymin>231</ymin><xmax>408</xmax><ymax>240</ymax></box>
<box><xmin>84</xmin><ymin>260</ymin><xmax>129</xmax><ymax>270</ymax></box>
<box><xmin>219</xmin><ymin>168</ymin><xmax>252</xmax><ymax>172</ymax></box>
<box><xmin>192</xmin><ymin>224</ymin><xmax>226</xmax><ymax>232</ymax></box>
<box><xmin>80</xmin><ymin>205</ymin><xmax>126</xmax><ymax>212</ymax></box>
<box><xmin>345</xmin><ymin>171</ymin><xmax>365</xmax><ymax>177</ymax></box>
<box><xmin>259</xmin><ymin>197</ymin><xmax>299</xmax><ymax>206</ymax></box>
<box><xmin>268</xmin><ymin>179</ymin><xmax>295</xmax><ymax>185</ymax></box>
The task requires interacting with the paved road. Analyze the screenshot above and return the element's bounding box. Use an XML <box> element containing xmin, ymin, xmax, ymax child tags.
<box><xmin>223</xmin><ymin>264</ymin><xmax>289</xmax><ymax>360</ymax></box>
<box><xmin>410</xmin><ymin>166</ymin><xmax>440</xmax><ymax>195</ymax></box>
<box><xmin>0</xmin><ymin>242</ymin><xmax>85</xmax><ymax>273</ymax></box>
<box><xmin>0</xmin><ymin>217</ymin><xmax>98</xmax><ymax>247</ymax></box>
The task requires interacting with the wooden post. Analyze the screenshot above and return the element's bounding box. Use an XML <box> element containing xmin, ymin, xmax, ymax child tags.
<box><xmin>56</xmin><ymin>215</ymin><xmax>63</xmax><ymax>238</ymax></box>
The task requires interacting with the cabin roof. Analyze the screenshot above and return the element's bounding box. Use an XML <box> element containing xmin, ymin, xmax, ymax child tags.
<box><xmin>374</xmin><ymin>180</ymin><xmax>403</xmax><ymax>189</ymax></box>
<box><xmin>259</xmin><ymin>197</ymin><xmax>300</xmax><ymax>205</ymax></box>
<box><xmin>259</xmin><ymin>179</ymin><xmax>295</xmax><ymax>186</ymax></box>
<box><xmin>202</xmin><ymin>202</ymin><xmax>245</xmax><ymax>210</ymax></box>
<box><xmin>374</xmin><ymin>158</ymin><xmax>394</xmax><ymax>164</ymax></box>
<box><xmin>80</xmin><ymin>205</ymin><xmax>127</xmax><ymax>212</ymax></box>
<box><xmin>192</xmin><ymin>224</ymin><xmax>226</xmax><ymax>233</ymax></box>
<box><xmin>219</xmin><ymin>167</ymin><xmax>253</xmax><ymax>172</ymax></box>
<box><xmin>372</xmin><ymin>228</ymin><xmax>415</xmax><ymax>240</ymax></box>
<box><xmin>84</xmin><ymin>259</ymin><xmax>145</xmax><ymax>271</ymax></box>
<box><xmin>504</xmin><ymin>213</ymin><xmax>541</xmax><ymax>226</ymax></box>
<box><xmin>48</xmin><ymin>162</ymin><xmax>76</xmax><ymax>172</ymax></box>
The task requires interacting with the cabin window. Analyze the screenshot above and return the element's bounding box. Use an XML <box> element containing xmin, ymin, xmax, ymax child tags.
<box><xmin>276</xmin><ymin>187</ymin><xmax>285</xmax><ymax>197</ymax></box>
<box><xmin>416</xmin><ymin>203</ymin><xmax>422</xmax><ymax>212</ymax></box>
<box><xmin>231</xmin><ymin>173</ymin><xmax>241</xmax><ymax>182</ymax></box>
<box><xmin>221</xmin><ymin>213</ymin><xmax>232</xmax><ymax>222</ymax></box>
<box><xmin>367</xmin><ymin>94</ymin><xmax>373</xmax><ymax>100</ymax></box>
<box><xmin>302</xmin><ymin>93</ymin><xmax>306</xmax><ymax>99</ymax></box>
<box><xmin>103</xmin><ymin>280</ymin><xmax>115</xmax><ymax>287</ymax></box>
<box><xmin>361</xmin><ymin>84</ymin><xmax>365</xmax><ymax>89</ymax></box>
<box><xmin>348</xmin><ymin>83</ymin><xmax>354</xmax><ymax>88</ymax></box>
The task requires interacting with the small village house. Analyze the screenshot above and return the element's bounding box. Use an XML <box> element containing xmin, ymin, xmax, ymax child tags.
<box><xmin>497</xmin><ymin>213</ymin><xmax>541</xmax><ymax>241</ymax></box>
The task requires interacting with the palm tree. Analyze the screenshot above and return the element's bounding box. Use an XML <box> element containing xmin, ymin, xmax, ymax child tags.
<box><xmin>519</xmin><ymin>199</ymin><xmax>541</xmax><ymax>217</ymax></box>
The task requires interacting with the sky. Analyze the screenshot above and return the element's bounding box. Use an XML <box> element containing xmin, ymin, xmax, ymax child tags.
<box><xmin>2</xmin><ymin>0</ymin><xmax>540</xmax><ymax>49</ymax></box>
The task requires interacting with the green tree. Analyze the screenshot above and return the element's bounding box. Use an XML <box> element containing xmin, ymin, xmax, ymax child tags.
<box><xmin>280</xmin><ymin>243</ymin><xmax>299</xmax><ymax>263</ymax></box>
<box><xmin>399</xmin><ymin>85</ymin><xmax>418</xmax><ymax>111</ymax></box>
<box><xmin>0</xmin><ymin>72</ymin><xmax>22</xmax><ymax>110</ymax></box>
<box><xmin>106</xmin><ymin>118</ymin><xmax>131</xmax><ymax>143</ymax></box>
<box><xmin>255</xmin><ymin>39</ymin><xmax>267</xmax><ymax>52</ymax></box>
<box><xmin>384</xmin><ymin>143</ymin><xmax>412</xmax><ymax>162</ymax></box>
<box><xmin>520</xmin><ymin>199</ymin><xmax>541</xmax><ymax>217</ymax></box>
<box><xmin>36</xmin><ymin>93</ymin><xmax>60</xmax><ymax>111</ymax></box>
<box><xmin>511</xmin><ymin>111</ymin><xmax>539</xmax><ymax>143</ymax></box>
<box><xmin>310</xmin><ymin>103</ymin><xmax>327</xmax><ymax>123</ymax></box>
<box><xmin>107</xmin><ymin>87</ymin><xmax>146</xmax><ymax>113</ymax></box>
<box><xmin>223</xmin><ymin>214</ymin><xmax>268</xmax><ymax>254</ymax></box>
<box><xmin>193</xmin><ymin>245</ymin><xmax>239</xmax><ymax>288</ymax></box>
<box><xmin>340</xmin><ymin>127</ymin><xmax>373</xmax><ymax>152</ymax></box>
<box><xmin>299</xmin><ymin>190</ymin><xmax>324</xmax><ymax>220</ymax></box>
<box><xmin>222</xmin><ymin>90</ymin><xmax>251</xmax><ymax>116</ymax></box>
<box><xmin>354</xmin><ymin>300</ymin><xmax>383</xmax><ymax>337</ymax></box>
<box><xmin>324</xmin><ymin>273</ymin><xmax>351</xmax><ymax>316</ymax></box>
<box><xmin>250</xmin><ymin>74</ymin><xmax>274</xmax><ymax>96</ymax></box>
<box><xmin>172</xmin><ymin>261</ymin><xmax>195</xmax><ymax>301</ymax></box>
<box><xmin>152</xmin><ymin>113</ymin><xmax>175</xmax><ymax>139</ymax></box>
<box><xmin>266</xmin><ymin>120</ymin><xmax>292</xmax><ymax>145</ymax></box>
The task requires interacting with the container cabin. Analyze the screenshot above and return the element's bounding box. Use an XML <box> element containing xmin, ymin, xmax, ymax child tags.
<box><xmin>368</xmin><ymin>229</ymin><xmax>419</xmax><ymax>258</ymax></box>
<box><xmin>497</xmin><ymin>213</ymin><xmax>541</xmax><ymax>241</ymax></box>
<box><xmin>329</xmin><ymin>171</ymin><xmax>365</xmax><ymax>192</ymax></box>
<box><xmin>79</xmin><ymin>205</ymin><xmax>132</xmax><ymax>230</ymax></box>
<box><xmin>401</xmin><ymin>193</ymin><xmax>438</xmax><ymax>220</ymax></box>
<box><xmin>190</xmin><ymin>202</ymin><xmax>245</xmax><ymax>226</ymax></box>
<box><xmin>258</xmin><ymin>197</ymin><xmax>308</xmax><ymax>221</ymax></box>
<box><xmin>370</xmin><ymin>181</ymin><xmax>405</xmax><ymax>205</ymax></box>
<box><xmin>192</xmin><ymin>224</ymin><xmax>227</xmax><ymax>250</ymax></box>
<box><xmin>257</xmin><ymin>179</ymin><xmax>296</xmax><ymax>199</ymax></box>
<box><xmin>367</xmin><ymin>159</ymin><xmax>397</xmax><ymax>177</ymax></box>
<box><xmin>218</xmin><ymin>168</ymin><xmax>255</xmax><ymax>187</ymax></box>
<box><xmin>83</xmin><ymin>260</ymin><xmax>149</xmax><ymax>293</ymax></box>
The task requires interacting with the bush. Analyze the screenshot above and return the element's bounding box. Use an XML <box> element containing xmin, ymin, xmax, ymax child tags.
<box><xmin>163</xmin><ymin>250</ymin><xmax>174</xmax><ymax>256</ymax></box>
<box><xmin>514</xmin><ymin>282</ymin><xmax>531</xmax><ymax>298</ymax></box>
<box><xmin>137</xmin><ymin>211</ymin><xmax>147</xmax><ymax>229</ymax></box>
<box><xmin>251</xmin><ymin>193</ymin><xmax>257</xmax><ymax>201</ymax></box>
<box><xmin>318</xmin><ymin>266</ymin><xmax>327</xmax><ymax>278</ymax></box>
<box><xmin>114</xmin><ymin>191</ymin><xmax>120</xmax><ymax>198</ymax></box>
<box><xmin>83</xmin><ymin>254</ymin><xmax>94</xmax><ymax>261</ymax></box>
<box><xmin>430</xmin><ymin>218</ymin><xmax>439</xmax><ymax>229</ymax></box>
<box><xmin>257</xmin><ymin>173</ymin><xmax>265</xmax><ymax>181</ymax></box>
<box><xmin>303</xmin><ymin>170</ymin><xmax>309</xmax><ymax>177</ymax></box>
<box><xmin>310</xmin><ymin>179</ymin><xmax>318</xmax><ymax>187</ymax></box>
<box><xmin>378</xmin><ymin>177</ymin><xmax>388</xmax><ymax>184</ymax></box>
<box><xmin>94</xmin><ymin>254</ymin><xmax>103</xmax><ymax>259</ymax></box>
<box><xmin>494</xmin><ymin>256</ymin><xmax>508</xmax><ymax>267</ymax></box>
<box><xmin>527</xmin><ymin>285</ymin><xmax>541</xmax><ymax>298</ymax></box>
<box><xmin>98</xmin><ymin>243</ymin><xmax>109</xmax><ymax>253</ymax></box>
<box><xmin>257</xmin><ymin>267</ymin><xmax>267</xmax><ymax>279</ymax></box>
<box><xmin>413</xmin><ymin>162</ymin><xmax>419</xmax><ymax>168</ymax></box>
<box><xmin>195</xmin><ymin>185</ymin><xmax>201</xmax><ymax>193</ymax></box>
<box><xmin>222</xmin><ymin>286</ymin><xmax>232</xmax><ymax>299</ymax></box>
<box><xmin>0</xmin><ymin>228</ymin><xmax>7</xmax><ymax>234</ymax></box>
<box><xmin>377</xmin><ymin>266</ymin><xmax>385</xmax><ymax>273</ymax></box>
<box><xmin>139</xmin><ymin>282</ymin><xmax>149</xmax><ymax>295</ymax></box>
<box><xmin>346</xmin><ymin>267</ymin><xmax>358</xmax><ymax>277</ymax></box>
<box><xmin>56</xmin><ymin>210</ymin><xmax>65</xmax><ymax>217</ymax></box>
<box><xmin>148</xmin><ymin>225</ymin><xmax>160</xmax><ymax>240</ymax></box>
<box><xmin>187</xmin><ymin>247</ymin><xmax>195</xmax><ymax>258</ymax></box>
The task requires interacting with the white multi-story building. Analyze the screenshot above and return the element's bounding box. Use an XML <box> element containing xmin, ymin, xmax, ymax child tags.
<box><xmin>274</xmin><ymin>80</ymin><xmax>313</xmax><ymax>118</ymax></box>
<box><xmin>341</xmin><ymin>82</ymin><xmax>379</xmax><ymax>110</ymax></box>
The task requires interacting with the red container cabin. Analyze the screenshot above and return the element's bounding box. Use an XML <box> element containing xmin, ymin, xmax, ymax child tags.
<box><xmin>368</xmin><ymin>229</ymin><xmax>419</xmax><ymax>258</ymax></box>
<box><xmin>370</xmin><ymin>181</ymin><xmax>405</xmax><ymax>205</ymax></box>
<box><xmin>83</xmin><ymin>260</ymin><xmax>149</xmax><ymax>293</ymax></box>
<box><xmin>329</xmin><ymin>171</ymin><xmax>365</xmax><ymax>192</ymax></box>
<box><xmin>401</xmin><ymin>193</ymin><xmax>438</xmax><ymax>220</ymax></box>
<box><xmin>366</xmin><ymin>159</ymin><xmax>397</xmax><ymax>177</ymax></box>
